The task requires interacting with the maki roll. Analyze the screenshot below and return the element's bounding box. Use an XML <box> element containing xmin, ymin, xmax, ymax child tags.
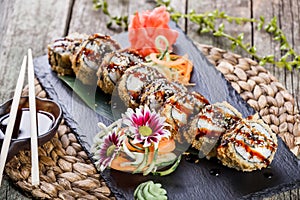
<box><xmin>139</xmin><ymin>79</ymin><xmax>188</xmax><ymax>111</ymax></box>
<box><xmin>48</xmin><ymin>33</ymin><xmax>88</xmax><ymax>76</ymax></box>
<box><xmin>117</xmin><ymin>65</ymin><xmax>165</xmax><ymax>108</ymax></box>
<box><xmin>72</xmin><ymin>33</ymin><xmax>121</xmax><ymax>85</ymax></box>
<box><xmin>97</xmin><ymin>49</ymin><xmax>145</xmax><ymax>94</ymax></box>
<box><xmin>217</xmin><ymin>118</ymin><xmax>278</xmax><ymax>172</ymax></box>
<box><xmin>184</xmin><ymin>102</ymin><xmax>242</xmax><ymax>158</ymax></box>
<box><xmin>159</xmin><ymin>92</ymin><xmax>209</xmax><ymax>143</ymax></box>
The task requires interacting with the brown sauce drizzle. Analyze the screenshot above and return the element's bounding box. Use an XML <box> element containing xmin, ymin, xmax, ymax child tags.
<box><xmin>192</xmin><ymin>92</ymin><xmax>210</xmax><ymax>106</ymax></box>
<box><xmin>173</xmin><ymin>102</ymin><xmax>192</xmax><ymax>115</ymax></box>
<box><xmin>234</xmin><ymin>140</ymin><xmax>270</xmax><ymax>165</ymax></box>
<box><xmin>220</xmin><ymin>124</ymin><xmax>277</xmax><ymax>165</ymax></box>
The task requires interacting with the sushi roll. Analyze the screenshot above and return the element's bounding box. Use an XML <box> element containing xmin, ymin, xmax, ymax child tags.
<box><xmin>159</xmin><ymin>92</ymin><xmax>209</xmax><ymax>143</ymax></box>
<box><xmin>72</xmin><ymin>33</ymin><xmax>121</xmax><ymax>85</ymax></box>
<box><xmin>117</xmin><ymin>65</ymin><xmax>165</xmax><ymax>108</ymax></box>
<box><xmin>139</xmin><ymin>79</ymin><xmax>188</xmax><ymax>111</ymax></box>
<box><xmin>216</xmin><ymin>118</ymin><xmax>278</xmax><ymax>172</ymax></box>
<box><xmin>97</xmin><ymin>49</ymin><xmax>145</xmax><ymax>94</ymax></box>
<box><xmin>47</xmin><ymin>33</ymin><xmax>88</xmax><ymax>76</ymax></box>
<box><xmin>184</xmin><ymin>102</ymin><xmax>242</xmax><ymax>158</ymax></box>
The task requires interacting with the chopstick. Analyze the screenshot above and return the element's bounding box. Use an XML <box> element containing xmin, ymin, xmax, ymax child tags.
<box><xmin>28</xmin><ymin>49</ymin><xmax>40</xmax><ymax>186</ymax></box>
<box><xmin>0</xmin><ymin>56</ymin><xmax>27</xmax><ymax>186</ymax></box>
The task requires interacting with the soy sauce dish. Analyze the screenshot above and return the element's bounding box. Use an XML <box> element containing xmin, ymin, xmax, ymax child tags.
<box><xmin>0</xmin><ymin>96</ymin><xmax>62</xmax><ymax>162</ymax></box>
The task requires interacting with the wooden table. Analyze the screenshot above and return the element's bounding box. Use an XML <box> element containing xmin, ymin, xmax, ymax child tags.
<box><xmin>0</xmin><ymin>0</ymin><xmax>299</xmax><ymax>199</ymax></box>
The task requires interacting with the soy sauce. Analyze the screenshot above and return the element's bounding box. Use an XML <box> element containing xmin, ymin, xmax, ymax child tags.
<box><xmin>0</xmin><ymin>108</ymin><xmax>54</xmax><ymax>139</ymax></box>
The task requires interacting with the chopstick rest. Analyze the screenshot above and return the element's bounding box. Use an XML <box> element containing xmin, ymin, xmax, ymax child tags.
<box><xmin>0</xmin><ymin>56</ymin><xmax>27</xmax><ymax>186</ymax></box>
<box><xmin>28</xmin><ymin>49</ymin><xmax>40</xmax><ymax>186</ymax></box>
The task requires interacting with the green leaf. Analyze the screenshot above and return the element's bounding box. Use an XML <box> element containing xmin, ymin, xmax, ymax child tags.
<box><xmin>259</xmin><ymin>60</ymin><xmax>266</xmax><ymax>66</ymax></box>
<box><xmin>235</xmin><ymin>18</ymin><xmax>242</xmax><ymax>25</ymax></box>
<box><xmin>280</xmin><ymin>43</ymin><xmax>289</xmax><ymax>50</ymax></box>
<box><xmin>230</xmin><ymin>42</ymin><xmax>237</xmax><ymax>50</ymax></box>
<box><xmin>213</xmin><ymin>31</ymin><xmax>223</xmax><ymax>37</ymax></box>
<box><xmin>102</xmin><ymin>1</ymin><xmax>109</xmax><ymax>15</ymax></box>
<box><xmin>257</xmin><ymin>16</ymin><xmax>265</xmax><ymax>30</ymax></box>
<box><xmin>286</xmin><ymin>63</ymin><xmax>293</xmax><ymax>71</ymax></box>
<box><xmin>200</xmin><ymin>28</ymin><xmax>210</xmax><ymax>33</ymax></box>
<box><xmin>106</xmin><ymin>21</ymin><xmax>112</xmax><ymax>28</ymax></box>
<box><xmin>218</xmin><ymin>23</ymin><xmax>225</xmax><ymax>32</ymax></box>
<box><xmin>59</xmin><ymin>75</ymin><xmax>114</xmax><ymax>121</ymax></box>
<box><xmin>248</xmin><ymin>46</ymin><xmax>257</xmax><ymax>54</ymax></box>
<box><xmin>237</xmin><ymin>33</ymin><xmax>244</xmax><ymax>41</ymax></box>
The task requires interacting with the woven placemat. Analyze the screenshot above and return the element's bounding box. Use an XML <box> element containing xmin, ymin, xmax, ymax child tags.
<box><xmin>4</xmin><ymin>44</ymin><xmax>300</xmax><ymax>199</ymax></box>
<box><xmin>196</xmin><ymin>43</ymin><xmax>300</xmax><ymax>156</ymax></box>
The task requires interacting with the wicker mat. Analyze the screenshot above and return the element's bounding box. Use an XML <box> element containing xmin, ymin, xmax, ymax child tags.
<box><xmin>4</xmin><ymin>44</ymin><xmax>300</xmax><ymax>199</ymax></box>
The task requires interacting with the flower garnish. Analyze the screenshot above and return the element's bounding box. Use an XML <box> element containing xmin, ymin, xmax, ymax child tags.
<box><xmin>91</xmin><ymin>121</ymin><xmax>124</xmax><ymax>172</ymax></box>
<box><xmin>122</xmin><ymin>105</ymin><xmax>171</xmax><ymax>149</ymax></box>
<box><xmin>92</xmin><ymin>108</ymin><xmax>179</xmax><ymax>175</ymax></box>
<box><xmin>128</xmin><ymin>6</ymin><xmax>178</xmax><ymax>56</ymax></box>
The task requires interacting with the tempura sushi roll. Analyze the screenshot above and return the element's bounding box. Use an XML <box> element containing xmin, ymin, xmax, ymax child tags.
<box><xmin>72</xmin><ymin>33</ymin><xmax>120</xmax><ymax>85</ymax></box>
<box><xmin>139</xmin><ymin>79</ymin><xmax>188</xmax><ymax>111</ymax></box>
<box><xmin>117</xmin><ymin>65</ymin><xmax>165</xmax><ymax>108</ymax></box>
<box><xmin>97</xmin><ymin>49</ymin><xmax>145</xmax><ymax>94</ymax></box>
<box><xmin>159</xmin><ymin>92</ymin><xmax>209</xmax><ymax>143</ymax></box>
<box><xmin>48</xmin><ymin>33</ymin><xmax>88</xmax><ymax>75</ymax></box>
<box><xmin>184</xmin><ymin>102</ymin><xmax>242</xmax><ymax>157</ymax></box>
<box><xmin>217</xmin><ymin>118</ymin><xmax>277</xmax><ymax>172</ymax></box>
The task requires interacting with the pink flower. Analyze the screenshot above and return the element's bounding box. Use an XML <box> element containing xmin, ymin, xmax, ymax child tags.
<box><xmin>128</xmin><ymin>6</ymin><xmax>179</xmax><ymax>56</ymax></box>
<box><xmin>94</xmin><ymin>129</ymin><xmax>123</xmax><ymax>171</ymax></box>
<box><xmin>122</xmin><ymin>105</ymin><xmax>171</xmax><ymax>148</ymax></box>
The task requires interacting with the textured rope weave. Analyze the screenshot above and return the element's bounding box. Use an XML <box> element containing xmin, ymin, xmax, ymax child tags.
<box><xmin>196</xmin><ymin>43</ymin><xmax>300</xmax><ymax>156</ymax></box>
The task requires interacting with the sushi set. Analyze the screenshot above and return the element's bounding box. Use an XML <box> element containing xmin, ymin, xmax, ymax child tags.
<box><xmin>32</xmin><ymin>25</ymin><xmax>300</xmax><ymax>199</ymax></box>
<box><xmin>47</xmin><ymin>27</ymin><xmax>278</xmax><ymax>174</ymax></box>
<box><xmin>31</xmin><ymin>6</ymin><xmax>300</xmax><ymax>200</ymax></box>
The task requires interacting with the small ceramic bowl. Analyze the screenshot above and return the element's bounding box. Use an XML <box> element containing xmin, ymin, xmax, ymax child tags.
<box><xmin>0</xmin><ymin>96</ymin><xmax>62</xmax><ymax>162</ymax></box>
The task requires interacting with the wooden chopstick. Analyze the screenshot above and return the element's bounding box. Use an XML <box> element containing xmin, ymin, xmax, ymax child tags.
<box><xmin>0</xmin><ymin>56</ymin><xmax>27</xmax><ymax>186</ymax></box>
<box><xmin>28</xmin><ymin>49</ymin><xmax>40</xmax><ymax>186</ymax></box>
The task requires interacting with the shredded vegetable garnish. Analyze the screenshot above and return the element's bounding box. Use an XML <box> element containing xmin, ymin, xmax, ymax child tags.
<box><xmin>148</xmin><ymin>35</ymin><xmax>194</xmax><ymax>85</ymax></box>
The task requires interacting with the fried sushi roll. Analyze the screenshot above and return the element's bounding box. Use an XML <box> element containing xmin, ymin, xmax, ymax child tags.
<box><xmin>97</xmin><ymin>49</ymin><xmax>145</xmax><ymax>94</ymax></box>
<box><xmin>117</xmin><ymin>65</ymin><xmax>165</xmax><ymax>108</ymax></box>
<box><xmin>217</xmin><ymin>118</ymin><xmax>278</xmax><ymax>172</ymax></box>
<box><xmin>160</xmin><ymin>92</ymin><xmax>209</xmax><ymax>143</ymax></box>
<box><xmin>139</xmin><ymin>79</ymin><xmax>188</xmax><ymax>111</ymax></box>
<box><xmin>184</xmin><ymin>102</ymin><xmax>242</xmax><ymax>157</ymax></box>
<box><xmin>72</xmin><ymin>33</ymin><xmax>121</xmax><ymax>85</ymax></box>
<box><xmin>48</xmin><ymin>33</ymin><xmax>88</xmax><ymax>76</ymax></box>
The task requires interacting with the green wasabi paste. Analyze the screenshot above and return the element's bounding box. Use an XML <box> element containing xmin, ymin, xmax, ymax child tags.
<box><xmin>134</xmin><ymin>180</ymin><xmax>167</xmax><ymax>200</ymax></box>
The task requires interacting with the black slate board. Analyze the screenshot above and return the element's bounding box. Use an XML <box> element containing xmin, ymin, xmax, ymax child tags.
<box><xmin>34</xmin><ymin>23</ymin><xmax>300</xmax><ymax>199</ymax></box>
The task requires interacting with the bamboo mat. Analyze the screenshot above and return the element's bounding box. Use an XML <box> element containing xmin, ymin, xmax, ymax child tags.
<box><xmin>4</xmin><ymin>44</ymin><xmax>300</xmax><ymax>199</ymax></box>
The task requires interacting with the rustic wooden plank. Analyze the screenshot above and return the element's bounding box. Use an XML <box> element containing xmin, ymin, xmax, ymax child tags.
<box><xmin>253</xmin><ymin>0</ymin><xmax>300</xmax><ymax>109</ymax></box>
<box><xmin>0</xmin><ymin>0</ymin><xmax>72</xmax><ymax>199</ymax></box>
<box><xmin>254</xmin><ymin>1</ymin><xmax>300</xmax><ymax>199</ymax></box>
<box><xmin>68</xmin><ymin>0</ymin><xmax>129</xmax><ymax>36</ymax></box>
<box><xmin>128</xmin><ymin>0</ymin><xmax>156</xmax><ymax>14</ymax></box>
<box><xmin>187</xmin><ymin>0</ymin><xmax>252</xmax><ymax>57</ymax></box>
<box><xmin>0</xmin><ymin>0</ymin><xmax>73</xmax><ymax>103</ymax></box>
<box><xmin>168</xmin><ymin>0</ymin><xmax>187</xmax><ymax>31</ymax></box>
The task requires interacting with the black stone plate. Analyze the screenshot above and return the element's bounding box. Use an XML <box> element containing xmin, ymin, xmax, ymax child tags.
<box><xmin>34</xmin><ymin>23</ymin><xmax>300</xmax><ymax>199</ymax></box>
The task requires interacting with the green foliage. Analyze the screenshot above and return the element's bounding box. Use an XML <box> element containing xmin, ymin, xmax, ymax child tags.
<box><xmin>93</xmin><ymin>0</ymin><xmax>300</xmax><ymax>71</ymax></box>
<box><xmin>93</xmin><ymin>0</ymin><xmax>128</xmax><ymax>30</ymax></box>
